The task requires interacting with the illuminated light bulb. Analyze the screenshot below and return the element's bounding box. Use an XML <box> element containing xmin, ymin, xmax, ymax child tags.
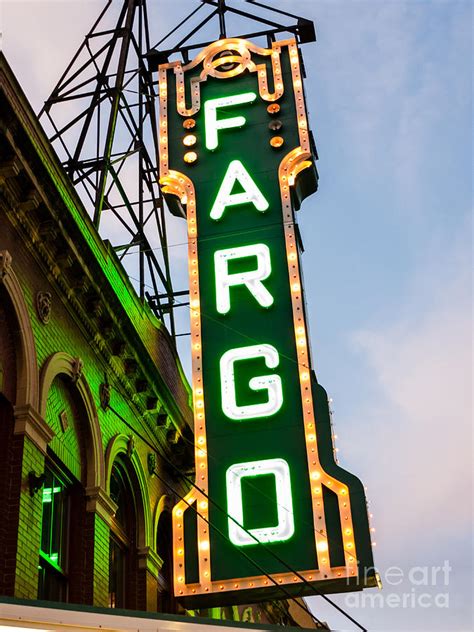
<box><xmin>191</xmin><ymin>300</ymin><xmax>199</xmax><ymax>308</ymax></box>
<box><xmin>311</xmin><ymin>471</ymin><xmax>321</xmax><ymax>480</ymax></box>
<box><xmin>347</xmin><ymin>542</ymin><xmax>353</xmax><ymax>549</ymax></box>
<box><xmin>200</xmin><ymin>540</ymin><xmax>210</xmax><ymax>551</ymax></box>
<box><xmin>220</xmin><ymin>585</ymin><xmax>224</xmax><ymax>590</ymax></box>
<box><xmin>308</xmin><ymin>575</ymin><xmax>313</xmax><ymax>581</ymax></box>
<box><xmin>178</xmin><ymin>576</ymin><xmax>184</xmax><ymax>583</ymax></box>
<box><xmin>317</xmin><ymin>541</ymin><xmax>328</xmax><ymax>552</ymax></box>
<box><xmin>234</xmin><ymin>583</ymin><xmax>238</xmax><ymax>588</ymax></box>
<box><xmin>372</xmin><ymin>542</ymin><xmax>377</xmax><ymax>547</ymax></box>
<box><xmin>184</xmin><ymin>151</ymin><xmax>197</xmax><ymax>164</ymax></box>
<box><xmin>301</xmin><ymin>372</ymin><xmax>309</xmax><ymax>381</ymax></box>
<box><xmin>196</xmin><ymin>400</ymin><xmax>204</xmax><ymax>408</ymax></box>
<box><xmin>267</xmin><ymin>104</ymin><xmax>281</xmax><ymax>116</ymax></box>
<box><xmin>183</xmin><ymin>134</ymin><xmax>197</xmax><ymax>147</ymax></box>
<box><xmin>288</xmin><ymin>252</ymin><xmax>297</xmax><ymax>261</ymax></box>
<box><xmin>313</xmin><ymin>487</ymin><xmax>321</xmax><ymax>494</ymax></box>
<box><xmin>197</xmin><ymin>436</ymin><xmax>205</xmax><ymax>444</ymax></box>
<box><xmin>176</xmin><ymin>509</ymin><xmax>183</xmax><ymax>517</ymax></box>
<box><xmin>345</xmin><ymin>528</ymin><xmax>352</xmax><ymax>536</ymax></box>
<box><xmin>340</xmin><ymin>489</ymin><xmax>347</xmax><ymax>495</ymax></box>
<box><xmin>204</xmin><ymin>572</ymin><xmax>209</xmax><ymax>577</ymax></box>
<box><xmin>296</xmin><ymin>326</ymin><xmax>305</xmax><ymax>335</ymax></box>
<box><xmin>293</xmin><ymin>577</ymin><xmax>298</xmax><ymax>582</ymax></box>
<box><xmin>270</xmin><ymin>136</ymin><xmax>284</xmax><ymax>148</ymax></box>
<box><xmin>183</xmin><ymin>118</ymin><xmax>196</xmax><ymax>129</ymax></box>
<box><xmin>297</xmin><ymin>337</ymin><xmax>306</xmax><ymax>347</ymax></box>
<box><xmin>192</xmin><ymin>588</ymin><xmax>196</xmax><ymax>593</ymax></box>
<box><xmin>294</xmin><ymin>80</ymin><xmax>302</xmax><ymax>88</ymax></box>
<box><xmin>292</xmin><ymin>283</ymin><xmax>301</xmax><ymax>292</ymax></box>
<box><xmin>177</xmin><ymin>549</ymin><xmax>184</xmax><ymax>556</ymax></box>
<box><xmin>200</xmin><ymin>501</ymin><xmax>208</xmax><ymax>509</ymax></box>
<box><xmin>370</xmin><ymin>527</ymin><xmax>376</xmax><ymax>532</ymax></box>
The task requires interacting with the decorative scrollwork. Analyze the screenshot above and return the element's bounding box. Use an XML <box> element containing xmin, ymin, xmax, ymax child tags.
<box><xmin>36</xmin><ymin>291</ymin><xmax>52</xmax><ymax>324</ymax></box>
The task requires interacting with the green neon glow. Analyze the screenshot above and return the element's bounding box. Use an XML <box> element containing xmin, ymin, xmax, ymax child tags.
<box><xmin>226</xmin><ymin>458</ymin><xmax>295</xmax><ymax>546</ymax></box>
<box><xmin>219</xmin><ymin>344</ymin><xmax>283</xmax><ymax>421</ymax></box>
<box><xmin>214</xmin><ymin>244</ymin><xmax>274</xmax><ymax>314</ymax></box>
<box><xmin>42</xmin><ymin>486</ymin><xmax>61</xmax><ymax>503</ymax></box>
<box><xmin>204</xmin><ymin>92</ymin><xmax>257</xmax><ymax>150</ymax></box>
<box><xmin>210</xmin><ymin>160</ymin><xmax>269</xmax><ymax>221</ymax></box>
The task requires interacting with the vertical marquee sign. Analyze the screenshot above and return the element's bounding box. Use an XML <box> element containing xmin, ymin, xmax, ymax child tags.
<box><xmin>158</xmin><ymin>38</ymin><xmax>376</xmax><ymax>605</ymax></box>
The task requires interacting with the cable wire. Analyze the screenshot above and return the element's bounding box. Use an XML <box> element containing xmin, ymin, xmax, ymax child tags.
<box><xmin>107</xmin><ymin>404</ymin><xmax>368</xmax><ymax>631</ymax></box>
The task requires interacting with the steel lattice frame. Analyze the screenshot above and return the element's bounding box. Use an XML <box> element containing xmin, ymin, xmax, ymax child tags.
<box><xmin>40</xmin><ymin>0</ymin><xmax>315</xmax><ymax>341</ymax></box>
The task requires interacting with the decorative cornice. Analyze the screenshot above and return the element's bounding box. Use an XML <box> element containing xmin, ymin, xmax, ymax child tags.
<box><xmin>0</xmin><ymin>249</ymin><xmax>12</xmax><ymax>279</ymax></box>
<box><xmin>85</xmin><ymin>485</ymin><xmax>118</xmax><ymax>524</ymax></box>
<box><xmin>137</xmin><ymin>546</ymin><xmax>163</xmax><ymax>579</ymax></box>
<box><xmin>13</xmin><ymin>404</ymin><xmax>55</xmax><ymax>454</ymax></box>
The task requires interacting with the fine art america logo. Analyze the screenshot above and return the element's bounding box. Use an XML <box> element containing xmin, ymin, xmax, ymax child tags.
<box><xmin>345</xmin><ymin>562</ymin><xmax>451</xmax><ymax>609</ymax></box>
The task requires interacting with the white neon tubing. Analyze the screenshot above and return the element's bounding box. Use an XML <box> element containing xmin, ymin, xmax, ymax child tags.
<box><xmin>204</xmin><ymin>92</ymin><xmax>257</xmax><ymax>150</ymax></box>
<box><xmin>220</xmin><ymin>344</ymin><xmax>283</xmax><ymax>420</ymax></box>
<box><xmin>214</xmin><ymin>244</ymin><xmax>273</xmax><ymax>314</ymax></box>
<box><xmin>226</xmin><ymin>458</ymin><xmax>295</xmax><ymax>546</ymax></box>
<box><xmin>210</xmin><ymin>160</ymin><xmax>269</xmax><ymax>221</ymax></box>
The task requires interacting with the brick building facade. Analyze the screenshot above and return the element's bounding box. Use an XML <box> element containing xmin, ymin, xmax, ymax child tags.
<box><xmin>0</xmin><ymin>54</ymin><xmax>321</xmax><ymax>629</ymax></box>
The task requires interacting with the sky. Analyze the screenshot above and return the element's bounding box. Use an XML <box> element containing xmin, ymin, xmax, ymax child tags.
<box><xmin>1</xmin><ymin>1</ymin><xmax>472</xmax><ymax>631</ymax></box>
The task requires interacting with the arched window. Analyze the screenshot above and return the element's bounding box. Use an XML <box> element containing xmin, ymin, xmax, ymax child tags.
<box><xmin>108</xmin><ymin>460</ymin><xmax>136</xmax><ymax>608</ymax></box>
<box><xmin>39</xmin><ymin>374</ymin><xmax>90</xmax><ymax>604</ymax></box>
<box><xmin>38</xmin><ymin>464</ymin><xmax>71</xmax><ymax>601</ymax></box>
<box><xmin>156</xmin><ymin>511</ymin><xmax>177</xmax><ymax>613</ymax></box>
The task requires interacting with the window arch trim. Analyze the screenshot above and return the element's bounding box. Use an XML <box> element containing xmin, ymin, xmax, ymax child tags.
<box><xmin>39</xmin><ymin>352</ymin><xmax>104</xmax><ymax>490</ymax></box>
<box><xmin>105</xmin><ymin>434</ymin><xmax>152</xmax><ymax>550</ymax></box>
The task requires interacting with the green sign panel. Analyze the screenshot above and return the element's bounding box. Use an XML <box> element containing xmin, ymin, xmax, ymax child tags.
<box><xmin>158</xmin><ymin>37</ymin><xmax>376</xmax><ymax>606</ymax></box>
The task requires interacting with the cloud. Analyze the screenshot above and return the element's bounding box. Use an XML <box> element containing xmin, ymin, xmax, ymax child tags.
<box><xmin>349</xmin><ymin>228</ymin><xmax>472</xmax><ymax>555</ymax></box>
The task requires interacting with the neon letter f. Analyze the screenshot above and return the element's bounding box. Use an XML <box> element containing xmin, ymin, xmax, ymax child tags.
<box><xmin>204</xmin><ymin>92</ymin><xmax>257</xmax><ymax>150</ymax></box>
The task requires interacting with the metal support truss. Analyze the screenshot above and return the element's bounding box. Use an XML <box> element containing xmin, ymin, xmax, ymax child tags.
<box><xmin>40</xmin><ymin>0</ymin><xmax>178</xmax><ymax>335</ymax></box>
<box><xmin>40</xmin><ymin>0</ymin><xmax>315</xmax><ymax>341</ymax></box>
<box><xmin>147</xmin><ymin>0</ymin><xmax>315</xmax><ymax>64</ymax></box>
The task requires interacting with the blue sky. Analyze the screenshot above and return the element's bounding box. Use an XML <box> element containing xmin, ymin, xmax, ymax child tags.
<box><xmin>2</xmin><ymin>1</ymin><xmax>472</xmax><ymax>630</ymax></box>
